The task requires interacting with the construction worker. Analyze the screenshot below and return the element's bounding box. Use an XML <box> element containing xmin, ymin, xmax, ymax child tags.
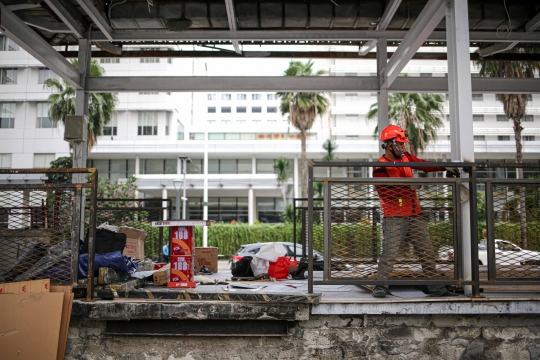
<box><xmin>371</xmin><ymin>125</ymin><xmax>459</xmax><ymax>298</ymax></box>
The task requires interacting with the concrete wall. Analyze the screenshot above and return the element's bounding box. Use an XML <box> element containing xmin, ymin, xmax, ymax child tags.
<box><xmin>66</xmin><ymin>314</ymin><xmax>540</xmax><ymax>359</ymax></box>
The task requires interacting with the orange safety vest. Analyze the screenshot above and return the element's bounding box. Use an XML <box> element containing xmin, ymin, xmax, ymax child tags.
<box><xmin>375</xmin><ymin>155</ymin><xmax>422</xmax><ymax>217</ymax></box>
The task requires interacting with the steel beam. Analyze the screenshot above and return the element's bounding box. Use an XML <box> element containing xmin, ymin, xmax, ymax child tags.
<box><xmin>89</xmin><ymin>29</ymin><xmax>540</xmax><ymax>43</ymax></box>
<box><xmin>93</xmin><ymin>41</ymin><xmax>122</xmax><ymax>55</ymax></box>
<box><xmin>358</xmin><ymin>0</ymin><xmax>401</xmax><ymax>55</ymax></box>
<box><xmin>74</xmin><ymin>0</ymin><xmax>113</xmax><ymax>41</ymax></box>
<box><xmin>525</xmin><ymin>11</ymin><xmax>540</xmax><ymax>32</ymax></box>
<box><xmin>0</xmin><ymin>3</ymin><xmax>82</xmax><ymax>89</ymax></box>
<box><xmin>381</xmin><ymin>0</ymin><xmax>446</xmax><ymax>88</ymax></box>
<box><xmin>43</xmin><ymin>0</ymin><xmax>86</xmax><ymax>39</ymax></box>
<box><xmin>224</xmin><ymin>0</ymin><xmax>241</xmax><ymax>54</ymax></box>
<box><xmin>85</xmin><ymin>76</ymin><xmax>540</xmax><ymax>94</ymax></box>
<box><xmin>16</xmin><ymin>13</ymin><xmax>72</xmax><ymax>33</ymax></box>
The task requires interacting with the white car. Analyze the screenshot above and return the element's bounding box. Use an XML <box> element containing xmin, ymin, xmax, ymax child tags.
<box><xmin>441</xmin><ymin>240</ymin><xmax>540</xmax><ymax>266</ymax></box>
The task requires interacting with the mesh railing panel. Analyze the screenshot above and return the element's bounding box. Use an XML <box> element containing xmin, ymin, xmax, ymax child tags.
<box><xmin>328</xmin><ymin>183</ymin><xmax>456</xmax><ymax>281</ymax></box>
<box><xmin>491</xmin><ymin>184</ymin><xmax>540</xmax><ymax>279</ymax></box>
<box><xmin>0</xmin><ymin>188</ymin><xmax>79</xmax><ymax>284</ymax></box>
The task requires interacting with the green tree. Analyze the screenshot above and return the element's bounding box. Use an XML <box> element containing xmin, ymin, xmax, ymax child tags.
<box><xmin>48</xmin><ymin>156</ymin><xmax>73</xmax><ymax>184</ymax></box>
<box><xmin>322</xmin><ymin>139</ymin><xmax>338</xmax><ymax>177</ymax></box>
<box><xmin>273</xmin><ymin>157</ymin><xmax>290</xmax><ymax>205</ymax></box>
<box><xmin>277</xmin><ymin>60</ymin><xmax>330</xmax><ymax>201</ymax></box>
<box><xmin>367</xmin><ymin>93</ymin><xmax>445</xmax><ymax>156</ymax></box>
<box><xmin>44</xmin><ymin>59</ymin><xmax>117</xmax><ymax>154</ymax></box>
<box><xmin>475</xmin><ymin>50</ymin><xmax>540</xmax><ymax>249</ymax></box>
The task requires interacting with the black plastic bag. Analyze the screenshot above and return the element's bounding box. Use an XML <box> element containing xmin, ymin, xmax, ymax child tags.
<box><xmin>231</xmin><ymin>256</ymin><xmax>254</xmax><ymax>277</ymax></box>
<box><xmin>81</xmin><ymin>228</ymin><xmax>127</xmax><ymax>255</ymax></box>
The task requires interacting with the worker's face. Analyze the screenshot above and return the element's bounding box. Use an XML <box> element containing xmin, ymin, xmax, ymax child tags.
<box><xmin>391</xmin><ymin>141</ymin><xmax>407</xmax><ymax>153</ymax></box>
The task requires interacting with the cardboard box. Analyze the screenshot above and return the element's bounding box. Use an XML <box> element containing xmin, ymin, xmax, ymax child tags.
<box><xmin>118</xmin><ymin>226</ymin><xmax>148</xmax><ymax>259</ymax></box>
<box><xmin>50</xmin><ymin>286</ymin><xmax>74</xmax><ymax>360</ymax></box>
<box><xmin>171</xmin><ymin>226</ymin><xmax>194</xmax><ymax>255</ymax></box>
<box><xmin>0</xmin><ymin>279</ymin><xmax>50</xmax><ymax>294</ymax></box>
<box><xmin>170</xmin><ymin>255</ymin><xmax>194</xmax><ymax>283</ymax></box>
<box><xmin>195</xmin><ymin>247</ymin><xmax>219</xmax><ymax>273</ymax></box>
<box><xmin>153</xmin><ymin>263</ymin><xmax>170</xmax><ymax>286</ymax></box>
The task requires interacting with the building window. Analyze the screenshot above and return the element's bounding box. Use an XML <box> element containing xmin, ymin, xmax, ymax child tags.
<box><xmin>0</xmin><ymin>68</ymin><xmax>17</xmax><ymax>84</ymax></box>
<box><xmin>37</xmin><ymin>103</ymin><xmax>55</xmax><ymax>128</ymax></box>
<box><xmin>208</xmin><ymin>94</ymin><xmax>216</xmax><ymax>100</ymax></box>
<box><xmin>346</xmin><ymin>114</ymin><xmax>359</xmax><ymax>122</ymax></box>
<box><xmin>188</xmin><ymin>197</ymin><xmax>249</xmax><ymax>223</ymax></box>
<box><xmin>420</xmin><ymin>73</ymin><xmax>432</xmax><ymax>77</ymax></box>
<box><xmin>523</xmin><ymin>115</ymin><xmax>534</xmax><ymax>122</ymax></box>
<box><xmin>256</xmin><ymin>197</ymin><xmax>285</xmax><ymax>223</ymax></box>
<box><xmin>206</xmin><ymin>159</ymin><xmax>252</xmax><ymax>174</ymax></box>
<box><xmin>252</xmin><ymin>94</ymin><xmax>262</xmax><ymax>100</ymax></box>
<box><xmin>221</xmin><ymin>107</ymin><xmax>231</xmax><ymax>113</ymax></box>
<box><xmin>0</xmin><ymin>35</ymin><xmax>19</xmax><ymax>51</ymax></box>
<box><xmin>141</xmin><ymin>159</ymin><xmax>176</xmax><ymax>175</ymax></box>
<box><xmin>165</xmin><ymin>112</ymin><xmax>171</xmax><ymax>136</ymax></box>
<box><xmin>207</xmin><ymin>120</ymin><xmax>216</xmax><ymax>124</ymax></box>
<box><xmin>38</xmin><ymin>68</ymin><xmax>60</xmax><ymax>84</ymax></box>
<box><xmin>473</xmin><ymin>115</ymin><xmax>484</xmax><ymax>122</ymax></box>
<box><xmin>237</xmin><ymin>94</ymin><xmax>246</xmax><ymax>100</ymax></box>
<box><xmin>498</xmin><ymin>136</ymin><xmax>510</xmax><ymax>141</ymax></box>
<box><xmin>252</xmin><ymin>107</ymin><xmax>262</xmax><ymax>113</ymax></box>
<box><xmin>524</xmin><ymin>136</ymin><xmax>535</xmax><ymax>141</ymax></box>
<box><xmin>267</xmin><ymin>94</ymin><xmax>275</xmax><ymax>100</ymax></box>
<box><xmin>187</xmin><ymin>159</ymin><xmax>203</xmax><ymax>174</ymax></box>
<box><xmin>189</xmin><ymin>133</ymin><xmax>205</xmax><ymax>140</ymax></box>
<box><xmin>207</xmin><ymin>107</ymin><xmax>216</xmax><ymax>113</ymax></box>
<box><xmin>140</xmin><ymin>58</ymin><xmax>160</xmax><ymax>63</ymax></box>
<box><xmin>177</xmin><ymin>120</ymin><xmax>184</xmax><ymax>140</ymax></box>
<box><xmin>103</xmin><ymin>113</ymin><xmax>117</xmax><ymax>136</ymax></box>
<box><xmin>221</xmin><ymin>94</ymin><xmax>231</xmax><ymax>100</ymax></box>
<box><xmin>208</xmin><ymin>133</ymin><xmax>225</xmax><ymax>140</ymax></box>
<box><xmin>138</xmin><ymin>111</ymin><xmax>158</xmax><ymax>135</ymax></box>
<box><xmin>0</xmin><ymin>103</ymin><xmax>15</xmax><ymax>128</ymax></box>
<box><xmin>33</xmin><ymin>154</ymin><xmax>55</xmax><ymax>168</ymax></box>
<box><xmin>472</xmin><ymin>94</ymin><xmax>483</xmax><ymax>101</ymax></box>
<box><xmin>473</xmin><ymin>135</ymin><xmax>485</xmax><ymax>141</ymax></box>
<box><xmin>236</xmin><ymin>107</ymin><xmax>247</xmax><ymax>113</ymax></box>
<box><xmin>345</xmin><ymin>93</ymin><xmax>358</xmax><ymax>101</ymax></box>
<box><xmin>267</xmin><ymin>107</ymin><xmax>277</xmax><ymax>113</ymax></box>
<box><xmin>497</xmin><ymin>115</ymin><xmax>509</xmax><ymax>122</ymax></box>
<box><xmin>0</xmin><ymin>154</ymin><xmax>12</xmax><ymax>169</ymax></box>
<box><xmin>256</xmin><ymin>159</ymin><xmax>275</xmax><ymax>174</ymax></box>
<box><xmin>167</xmin><ymin>58</ymin><xmax>172</xmax><ymax>64</ymax></box>
<box><xmin>99</xmin><ymin>58</ymin><xmax>120</xmax><ymax>64</ymax></box>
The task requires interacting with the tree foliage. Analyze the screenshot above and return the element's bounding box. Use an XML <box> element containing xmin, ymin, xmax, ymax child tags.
<box><xmin>273</xmin><ymin>157</ymin><xmax>290</xmax><ymax>205</ymax></box>
<box><xmin>48</xmin><ymin>156</ymin><xmax>73</xmax><ymax>184</ymax></box>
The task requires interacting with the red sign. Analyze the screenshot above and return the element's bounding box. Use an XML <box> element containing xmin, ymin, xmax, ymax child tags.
<box><xmin>171</xmin><ymin>226</ymin><xmax>194</xmax><ymax>255</ymax></box>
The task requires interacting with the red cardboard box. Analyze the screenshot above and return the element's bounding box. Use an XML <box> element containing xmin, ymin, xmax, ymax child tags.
<box><xmin>171</xmin><ymin>226</ymin><xmax>194</xmax><ymax>255</ymax></box>
<box><xmin>195</xmin><ymin>247</ymin><xmax>219</xmax><ymax>273</ymax></box>
<box><xmin>169</xmin><ymin>255</ymin><xmax>194</xmax><ymax>283</ymax></box>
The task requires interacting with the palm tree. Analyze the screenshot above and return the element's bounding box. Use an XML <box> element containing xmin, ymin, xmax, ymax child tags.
<box><xmin>322</xmin><ymin>139</ymin><xmax>338</xmax><ymax>177</ymax></box>
<box><xmin>475</xmin><ymin>49</ymin><xmax>540</xmax><ymax>249</ymax></box>
<box><xmin>273</xmin><ymin>157</ymin><xmax>290</xmax><ymax>205</ymax></box>
<box><xmin>367</xmin><ymin>93</ymin><xmax>445</xmax><ymax>156</ymax></box>
<box><xmin>44</xmin><ymin>59</ymin><xmax>117</xmax><ymax>153</ymax></box>
<box><xmin>277</xmin><ymin>60</ymin><xmax>330</xmax><ymax>202</ymax></box>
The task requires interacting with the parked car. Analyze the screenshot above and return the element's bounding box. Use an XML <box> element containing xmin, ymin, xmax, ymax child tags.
<box><xmin>229</xmin><ymin>242</ymin><xmax>324</xmax><ymax>270</ymax></box>
<box><xmin>440</xmin><ymin>240</ymin><xmax>540</xmax><ymax>265</ymax></box>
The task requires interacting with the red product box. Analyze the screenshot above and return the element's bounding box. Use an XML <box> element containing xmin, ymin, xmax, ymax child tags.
<box><xmin>153</xmin><ymin>263</ymin><xmax>167</xmax><ymax>270</ymax></box>
<box><xmin>169</xmin><ymin>255</ymin><xmax>194</xmax><ymax>283</ymax></box>
<box><xmin>171</xmin><ymin>226</ymin><xmax>194</xmax><ymax>255</ymax></box>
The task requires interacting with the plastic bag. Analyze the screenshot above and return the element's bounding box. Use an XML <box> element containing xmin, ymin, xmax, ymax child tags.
<box><xmin>250</xmin><ymin>243</ymin><xmax>288</xmax><ymax>276</ymax></box>
<box><xmin>268</xmin><ymin>256</ymin><xmax>296</xmax><ymax>279</ymax></box>
<box><xmin>78</xmin><ymin>250</ymin><xmax>138</xmax><ymax>278</ymax></box>
<box><xmin>250</xmin><ymin>257</ymin><xmax>269</xmax><ymax>277</ymax></box>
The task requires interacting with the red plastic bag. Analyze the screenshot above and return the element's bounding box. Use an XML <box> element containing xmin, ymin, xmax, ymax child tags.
<box><xmin>268</xmin><ymin>256</ymin><xmax>297</xmax><ymax>279</ymax></box>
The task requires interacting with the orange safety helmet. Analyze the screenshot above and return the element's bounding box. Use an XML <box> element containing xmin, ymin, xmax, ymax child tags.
<box><xmin>380</xmin><ymin>125</ymin><xmax>409</xmax><ymax>143</ymax></box>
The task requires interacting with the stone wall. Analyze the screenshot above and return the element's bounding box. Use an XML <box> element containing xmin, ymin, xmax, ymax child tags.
<box><xmin>66</xmin><ymin>314</ymin><xmax>540</xmax><ymax>359</ymax></box>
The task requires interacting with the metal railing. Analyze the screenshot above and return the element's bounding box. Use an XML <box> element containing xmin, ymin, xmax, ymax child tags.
<box><xmin>0</xmin><ymin>168</ymin><xmax>97</xmax><ymax>291</ymax></box>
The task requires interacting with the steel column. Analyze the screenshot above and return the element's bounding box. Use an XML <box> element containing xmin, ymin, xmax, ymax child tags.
<box><xmin>377</xmin><ymin>38</ymin><xmax>389</xmax><ymax>157</ymax></box>
<box><xmin>307</xmin><ymin>164</ymin><xmax>314</xmax><ymax>293</ymax></box>
<box><xmin>468</xmin><ymin>166</ymin><xmax>480</xmax><ymax>296</ymax></box>
<box><xmin>323</xmin><ymin>181</ymin><xmax>331</xmax><ymax>282</ymax></box>
<box><xmin>485</xmin><ymin>180</ymin><xmax>496</xmax><ymax>281</ymax></box>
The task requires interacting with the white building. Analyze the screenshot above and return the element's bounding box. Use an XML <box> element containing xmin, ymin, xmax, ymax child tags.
<box><xmin>1</xmin><ymin>36</ymin><xmax>539</xmax><ymax>223</ymax></box>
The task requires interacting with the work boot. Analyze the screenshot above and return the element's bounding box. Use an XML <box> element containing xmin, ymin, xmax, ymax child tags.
<box><xmin>199</xmin><ymin>265</ymin><xmax>213</xmax><ymax>275</ymax></box>
<box><xmin>372</xmin><ymin>285</ymin><xmax>387</xmax><ymax>298</ymax></box>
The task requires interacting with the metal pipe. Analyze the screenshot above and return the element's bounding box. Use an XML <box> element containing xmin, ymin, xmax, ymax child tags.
<box><xmin>469</xmin><ymin>165</ymin><xmax>481</xmax><ymax>297</ymax></box>
<box><xmin>323</xmin><ymin>181</ymin><xmax>331</xmax><ymax>282</ymax></box>
<box><xmin>307</xmin><ymin>164</ymin><xmax>314</xmax><ymax>294</ymax></box>
<box><xmin>86</xmin><ymin>168</ymin><xmax>98</xmax><ymax>301</ymax></box>
<box><xmin>485</xmin><ymin>180</ymin><xmax>496</xmax><ymax>282</ymax></box>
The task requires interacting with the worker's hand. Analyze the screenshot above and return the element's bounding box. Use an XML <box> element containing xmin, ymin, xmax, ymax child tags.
<box><xmin>445</xmin><ymin>167</ymin><xmax>460</xmax><ymax>178</ymax></box>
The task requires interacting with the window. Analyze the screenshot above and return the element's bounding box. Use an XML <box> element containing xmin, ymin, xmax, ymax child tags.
<box><xmin>208</xmin><ymin>94</ymin><xmax>216</xmax><ymax>100</ymax></box>
<box><xmin>498</xmin><ymin>136</ymin><xmax>510</xmax><ymax>141</ymax></box>
<box><xmin>345</xmin><ymin>93</ymin><xmax>358</xmax><ymax>101</ymax></box>
<box><xmin>524</xmin><ymin>136</ymin><xmax>535</xmax><ymax>141</ymax></box>
<box><xmin>252</xmin><ymin>107</ymin><xmax>262</xmax><ymax>113</ymax></box>
<box><xmin>497</xmin><ymin>115</ymin><xmax>509</xmax><ymax>122</ymax></box>
<box><xmin>256</xmin><ymin>159</ymin><xmax>275</xmax><ymax>174</ymax></box>
<box><xmin>167</xmin><ymin>58</ymin><xmax>172</xmax><ymax>64</ymax></box>
<box><xmin>142</xmin><ymin>159</ymin><xmax>176</xmax><ymax>175</ymax></box>
<box><xmin>252</xmin><ymin>94</ymin><xmax>262</xmax><ymax>100</ymax></box>
<box><xmin>99</xmin><ymin>58</ymin><xmax>120</xmax><ymax>64</ymax></box>
<box><xmin>346</xmin><ymin>114</ymin><xmax>359</xmax><ymax>122</ymax></box>
<box><xmin>474</xmin><ymin>135</ymin><xmax>485</xmax><ymax>141</ymax></box>
<box><xmin>237</xmin><ymin>94</ymin><xmax>246</xmax><ymax>100</ymax></box>
<box><xmin>207</xmin><ymin>159</ymin><xmax>252</xmax><ymax>174</ymax></box>
<box><xmin>473</xmin><ymin>115</ymin><xmax>484</xmax><ymax>122</ymax></box>
<box><xmin>267</xmin><ymin>107</ymin><xmax>277</xmax><ymax>113</ymax></box>
<box><xmin>207</xmin><ymin>120</ymin><xmax>216</xmax><ymax>124</ymax></box>
<box><xmin>177</xmin><ymin>120</ymin><xmax>184</xmax><ymax>140</ymax></box>
<box><xmin>267</xmin><ymin>94</ymin><xmax>275</xmax><ymax>100</ymax></box>
<box><xmin>221</xmin><ymin>107</ymin><xmax>231</xmax><ymax>113</ymax></box>
<box><xmin>345</xmin><ymin>135</ymin><xmax>359</xmax><ymax>140</ymax></box>
<box><xmin>33</xmin><ymin>154</ymin><xmax>55</xmax><ymax>168</ymax></box>
<box><xmin>238</xmin><ymin>159</ymin><xmax>251</xmax><ymax>174</ymax></box>
<box><xmin>523</xmin><ymin>115</ymin><xmax>534</xmax><ymax>122</ymax></box>
<box><xmin>0</xmin><ymin>68</ymin><xmax>17</xmax><ymax>84</ymax></box>
<box><xmin>0</xmin><ymin>103</ymin><xmax>15</xmax><ymax>128</ymax></box>
<box><xmin>236</xmin><ymin>107</ymin><xmax>246</xmax><ymax>113</ymax></box>
<box><xmin>38</xmin><ymin>68</ymin><xmax>60</xmax><ymax>84</ymax></box>
<box><xmin>207</xmin><ymin>107</ymin><xmax>216</xmax><ymax>113</ymax></box>
<box><xmin>190</xmin><ymin>133</ymin><xmax>205</xmax><ymax>140</ymax></box>
<box><xmin>420</xmin><ymin>73</ymin><xmax>432</xmax><ymax>77</ymax></box>
<box><xmin>103</xmin><ymin>113</ymin><xmax>117</xmax><ymax>136</ymax></box>
<box><xmin>256</xmin><ymin>197</ymin><xmax>285</xmax><ymax>223</ymax></box>
<box><xmin>37</xmin><ymin>103</ymin><xmax>55</xmax><ymax>128</ymax></box>
<box><xmin>0</xmin><ymin>154</ymin><xmax>11</xmax><ymax>169</ymax></box>
<box><xmin>188</xmin><ymin>197</ymin><xmax>249</xmax><ymax>223</ymax></box>
<box><xmin>0</xmin><ymin>35</ymin><xmax>19</xmax><ymax>51</ymax></box>
<box><xmin>208</xmin><ymin>133</ymin><xmax>225</xmax><ymax>140</ymax></box>
<box><xmin>165</xmin><ymin>112</ymin><xmax>171</xmax><ymax>136</ymax></box>
<box><xmin>472</xmin><ymin>94</ymin><xmax>483</xmax><ymax>101</ymax></box>
<box><xmin>221</xmin><ymin>94</ymin><xmax>231</xmax><ymax>100</ymax></box>
<box><xmin>187</xmin><ymin>159</ymin><xmax>203</xmax><ymax>174</ymax></box>
<box><xmin>140</xmin><ymin>58</ymin><xmax>160</xmax><ymax>63</ymax></box>
<box><xmin>138</xmin><ymin>111</ymin><xmax>158</xmax><ymax>135</ymax></box>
